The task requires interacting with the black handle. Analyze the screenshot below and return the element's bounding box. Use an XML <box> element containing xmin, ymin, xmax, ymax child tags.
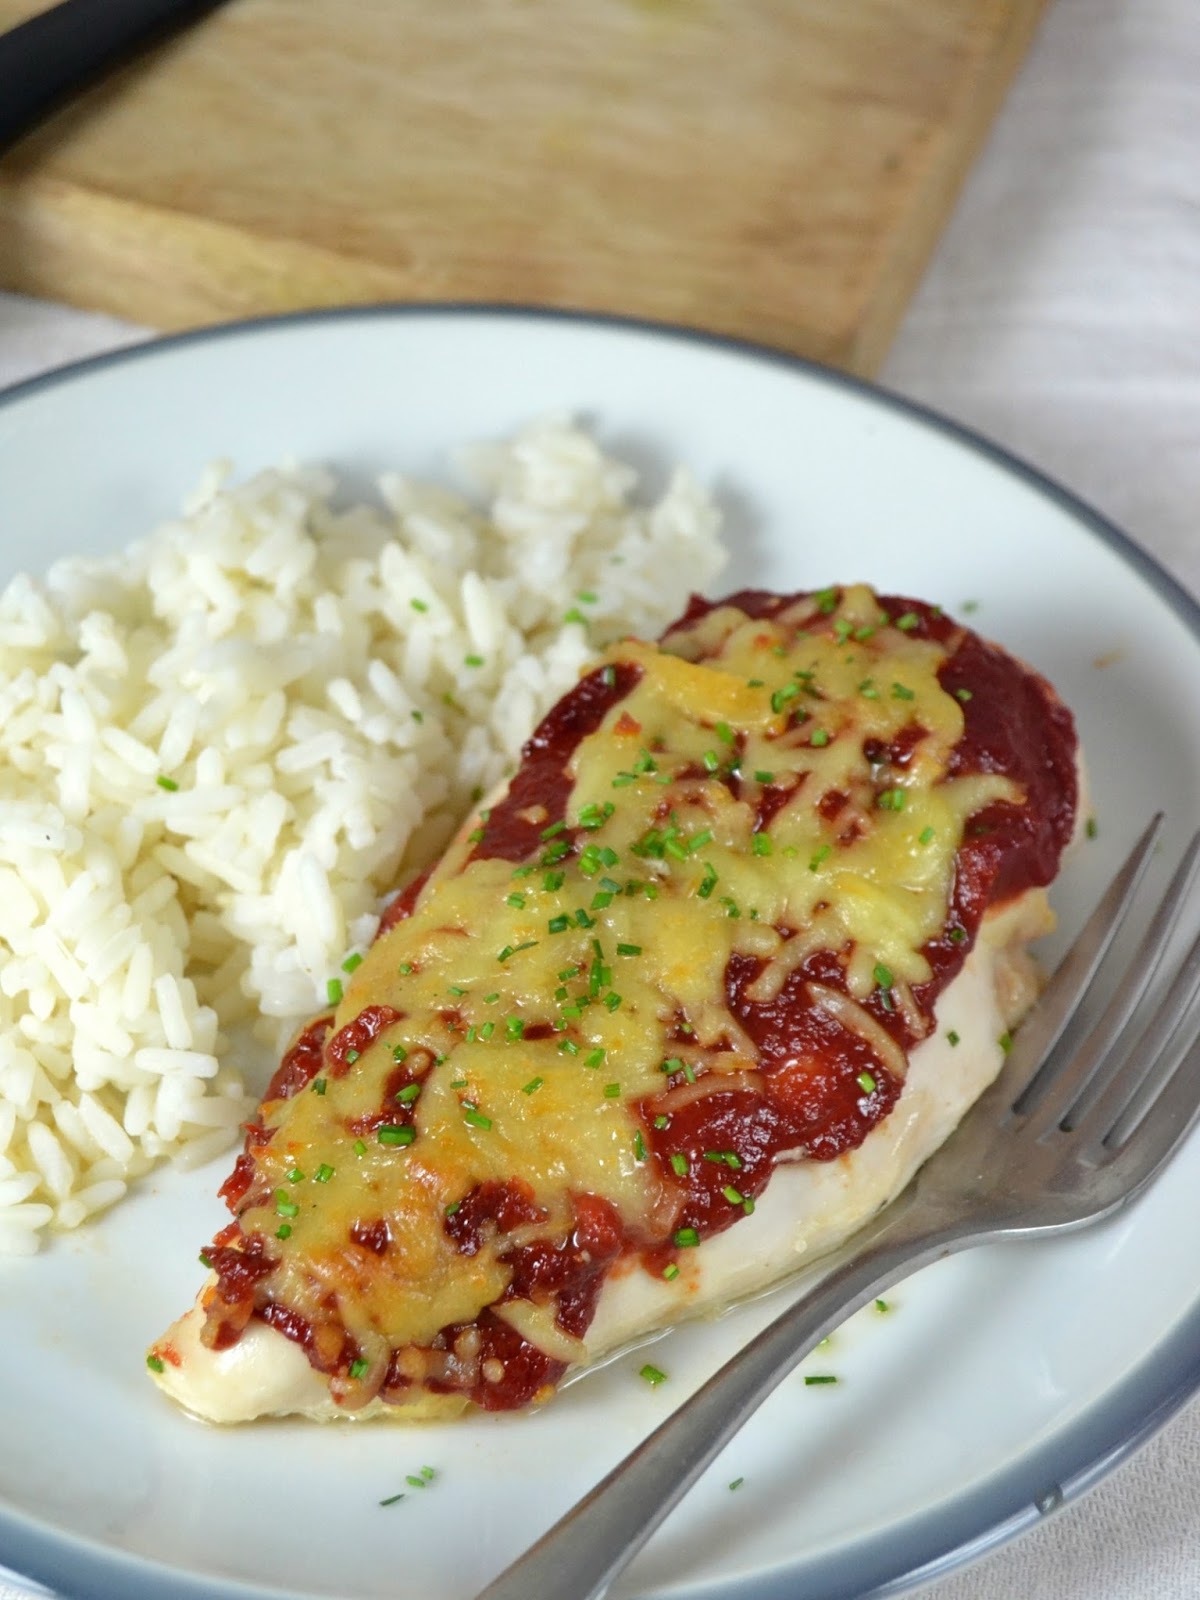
<box><xmin>0</xmin><ymin>0</ymin><xmax>230</xmax><ymax>156</ymax></box>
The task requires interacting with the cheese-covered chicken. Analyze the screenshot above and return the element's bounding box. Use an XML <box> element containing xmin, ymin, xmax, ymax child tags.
<box><xmin>150</xmin><ymin>584</ymin><xmax>1080</xmax><ymax>1422</ymax></box>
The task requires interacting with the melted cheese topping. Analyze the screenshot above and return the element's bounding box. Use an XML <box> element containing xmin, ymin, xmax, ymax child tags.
<box><xmin>222</xmin><ymin>586</ymin><xmax>1022</xmax><ymax>1373</ymax></box>
<box><xmin>150</xmin><ymin>889</ymin><xmax>1054</xmax><ymax>1424</ymax></box>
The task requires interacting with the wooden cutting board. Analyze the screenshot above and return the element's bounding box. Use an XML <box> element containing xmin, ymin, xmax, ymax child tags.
<box><xmin>0</xmin><ymin>0</ymin><xmax>1047</xmax><ymax>374</ymax></box>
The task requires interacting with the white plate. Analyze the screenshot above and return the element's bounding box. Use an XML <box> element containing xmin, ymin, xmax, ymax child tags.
<box><xmin>1</xmin><ymin>309</ymin><xmax>1198</xmax><ymax>1600</ymax></box>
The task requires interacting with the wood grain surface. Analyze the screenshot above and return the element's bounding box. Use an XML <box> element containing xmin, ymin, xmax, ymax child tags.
<box><xmin>0</xmin><ymin>0</ymin><xmax>1048</xmax><ymax>373</ymax></box>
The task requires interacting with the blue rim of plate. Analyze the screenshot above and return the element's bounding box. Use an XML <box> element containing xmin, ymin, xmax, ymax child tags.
<box><xmin>0</xmin><ymin>302</ymin><xmax>1197</xmax><ymax>1600</ymax></box>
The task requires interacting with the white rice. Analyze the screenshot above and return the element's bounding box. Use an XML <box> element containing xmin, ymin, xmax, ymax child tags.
<box><xmin>0</xmin><ymin>417</ymin><xmax>725</xmax><ymax>1253</ymax></box>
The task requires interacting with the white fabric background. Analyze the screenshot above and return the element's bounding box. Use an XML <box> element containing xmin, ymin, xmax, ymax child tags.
<box><xmin>1</xmin><ymin>0</ymin><xmax>1197</xmax><ymax>1594</ymax></box>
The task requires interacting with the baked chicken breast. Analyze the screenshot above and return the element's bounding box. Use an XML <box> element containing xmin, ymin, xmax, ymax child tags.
<box><xmin>150</xmin><ymin>583</ymin><xmax>1080</xmax><ymax>1422</ymax></box>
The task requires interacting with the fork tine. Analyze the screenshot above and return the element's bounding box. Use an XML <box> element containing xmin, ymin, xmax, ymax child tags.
<box><xmin>1094</xmin><ymin>1020</ymin><xmax>1200</xmax><ymax>1209</ymax></box>
<box><xmin>1004</xmin><ymin>812</ymin><xmax>1163</xmax><ymax>1107</ymax></box>
<box><xmin>1066</xmin><ymin>918</ymin><xmax>1200</xmax><ymax>1147</ymax></box>
<box><xmin>1020</xmin><ymin>828</ymin><xmax>1200</xmax><ymax>1135</ymax></box>
<box><xmin>1065</xmin><ymin>908</ymin><xmax>1200</xmax><ymax>1136</ymax></box>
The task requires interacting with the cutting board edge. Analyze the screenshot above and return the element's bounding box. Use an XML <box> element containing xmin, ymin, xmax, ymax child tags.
<box><xmin>845</xmin><ymin>0</ymin><xmax>1052</xmax><ymax>375</ymax></box>
<box><xmin>0</xmin><ymin>172</ymin><xmax>860</xmax><ymax>369</ymax></box>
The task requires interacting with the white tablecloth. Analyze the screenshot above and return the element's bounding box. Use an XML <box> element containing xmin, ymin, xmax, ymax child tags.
<box><xmin>1</xmin><ymin>0</ymin><xmax>1198</xmax><ymax>1595</ymax></box>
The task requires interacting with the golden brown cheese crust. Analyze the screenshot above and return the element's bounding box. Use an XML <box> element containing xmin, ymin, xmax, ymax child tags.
<box><xmin>151</xmin><ymin>583</ymin><xmax>1078</xmax><ymax>1418</ymax></box>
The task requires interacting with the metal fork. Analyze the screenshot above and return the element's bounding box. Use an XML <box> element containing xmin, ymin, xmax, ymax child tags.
<box><xmin>477</xmin><ymin>813</ymin><xmax>1200</xmax><ymax>1600</ymax></box>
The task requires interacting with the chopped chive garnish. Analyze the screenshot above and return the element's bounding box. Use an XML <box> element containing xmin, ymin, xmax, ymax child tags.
<box><xmin>479</xmin><ymin>1021</ymin><xmax>495</xmax><ymax>1041</ymax></box>
<box><xmin>345</xmin><ymin>1048</ymin><xmax>360</xmax><ymax>1065</ymax></box>
<box><xmin>379</xmin><ymin>1492</ymin><xmax>406</xmax><ymax>1506</ymax></box>
<box><xmin>155</xmin><ymin>775</ymin><xmax>178</xmax><ymax>791</ymax></box>
<box><xmin>715</xmin><ymin>721</ymin><xmax>735</xmax><ymax>745</ymax></box>
<box><xmin>810</xmin><ymin>728</ymin><xmax>830</xmax><ymax>747</ymax></box>
<box><xmin>754</xmin><ymin>770</ymin><xmax>775</xmax><ymax>784</ymax></box>
<box><xmin>601</xmin><ymin>664</ymin><xmax>617</xmax><ymax>687</ymax></box>
<box><xmin>543</xmin><ymin>869</ymin><xmax>565</xmax><ymax>891</ymax></box>
<box><xmin>877</xmin><ymin>787</ymin><xmax>906</xmax><ymax>811</ymax></box>
<box><xmin>955</xmin><ymin>687</ymin><xmax>973</xmax><ymax>703</ymax></box>
<box><xmin>633</xmin><ymin>1130</ymin><xmax>647</xmax><ymax>1162</ymax></box>
<box><xmin>702</xmin><ymin>750</ymin><xmax>720</xmax><ymax>773</ymax></box>
<box><xmin>999</xmin><ymin>1031</ymin><xmax>1014</xmax><ymax>1054</ymax></box>
<box><xmin>815</xmin><ymin>586</ymin><xmax>838</xmax><ymax>614</ymax></box>
<box><xmin>311</xmin><ymin>1077</ymin><xmax>327</xmax><ymax>1095</ymax></box>
<box><xmin>919</xmin><ymin>826</ymin><xmax>936</xmax><ymax>845</ymax></box>
<box><xmin>804</xmin><ymin>1374</ymin><xmax>839</xmax><ymax>1386</ymax></box>
<box><xmin>505</xmin><ymin>1016</ymin><xmax>525</xmax><ymax>1041</ymax></box>
<box><xmin>548</xmin><ymin>914</ymin><xmax>570</xmax><ymax>934</ymax></box>
<box><xmin>585</xmin><ymin>1048</ymin><xmax>605</xmax><ymax>1067</ymax></box>
<box><xmin>703</xmin><ymin>1150</ymin><xmax>742</xmax><ymax>1169</ymax></box>
<box><xmin>875</xmin><ymin>1298</ymin><xmax>891</xmax><ymax>1313</ymax></box>
<box><xmin>275</xmin><ymin>1192</ymin><xmax>299</xmax><ymax>1219</ymax></box>
<box><xmin>729</xmin><ymin>1477</ymin><xmax>745</xmax><ymax>1491</ymax></box>
<box><xmin>894</xmin><ymin>612</ymin><xmax>919</xmax><ymax>631</ymax></box>
<box><xmin>410</xmin><ymin>597</ymin><xmax>429</xmax><ymax>612</ymax></box>
<box><xmin>891</xmin><ymin>681</ymin><xmax>915</xmax><ymax>701</ymax></box>
<box><xmin>326</xmin><ymin>978</ymin><xmax>343</xmax><ymax>1005</ymax></box>
<box><xmin>463</xmin><ymin>1107</ymin><xmax>493</xmax><ymax>1131</ymax></box>
<box><xmin>721</xmin><ymin>1185</ymin><xmax>744</xmax><ymax>1205</ymax></box>
<box><xmin>669</xmin><ymin>1153</ymin><xmax>689</xmax><ymax>1177</ymax></box>
<box><xmin>947</xmin><ymin>1029</ymin><xmax>961</xmax><ymax>1046</ymax></box>
<box><xmin>521</xmin><ymin>1075</ymin><xmax>544</xmax><ymax>1096</ymax></box>
<box><xmin>640</xmin><ymin>1364</ymin><xmax>667</xmax><ymax>1387</ymax></box>
<box><xmin>1086</xmin><ymin>817</ymin><xmax>1098</xmax><ymax>839</ymax></box>
<box><xmin>498</xmin><ymin>940</ymin><xmax>538</xmax><ymax>962</ymax></box>
<box><xmin>673</xmin><ymin>1227</ymin><xmax>700</xmax><ymax>1248</ymax></box>
<box><xmin>809</xmin><ymin>843</ymin><xmax>832</xmax><ymax>871</ymax></box>
<box><xmin>752</xmin><ymin>833</ymin><xmax>773</xmax><ymax>857</ymax></box>
<box><xmin>540</xmin><ymin>819</ymin><xmax>567</xmax><ymax>840</ymax></box>
<box><xmin>398</xmin><ymin>962</ymin><xmax>413</xmax><ymax>975</ymax></box>
<box><xmin>396</xmin><ymin>1083</ymin><xmax>421</xmax><ymax>1103</ymax></box>
<box><xmin>341</xmin><ymin>952</ymin><xmax>363</xmax><ymax>974</ymax></box>
<box><xmin>506</xmin><ymin>892</ymin><xmax>526</xmax><ymax>909</ymax></box>
<box><xmin>275</xmin><ymin>1223</ymin><xmax>292</xmax><ymax>1240</ymax></box>
<box><xmin>563</xmin><ymin>607</ymin><xmax>588</xmax><ymax>625</ymax></box>
<box><xmin>315</xmin><ymin>1163</ymin><xmax>335</xmax><ymax>1183</ymax></box>
<box><xmin>873</xmin><ymin>963</ymin><xmax>894</xmax><ymax>990</ymax></box>
<box><xmin>663</xmin><ymin>1263</ymin><xmax>680</xmax><ymax>1281</ymax></box>
<box><xmin>464</xmin><ymin>653</ymin><xmax>484</xmax><ymax>667</ymax></box>
<box><xmin>616</xmin><ymin>942</ymin><xmax>641</xmax><ymax>957</ymax></box>
<box><xmin>147</xmin><ymin>1354</ymin><xmax>165</xmax><ymax>1372</ymax></box>
<box><xmin>349</xmin><ymin>1358</ymin><xmax>369</xmax><ymax>1379</ymax></box>
<box><xmin>857</xmin><ymin>1071</ymin><xmax>877</xmax><ymax>1095</ymax></box>
<box><xmin>948</xmin><ymin>926</ymin><xmax>967</xmax><ymax>945</ymax></box>
<box><xmin>603</xmin><ymin>1083</ymin><xmax>621</xmax><ymax>1099</ymax></box>
<box><xmin>378</xmin><ymin>1125</ymin><xmax>415</xmax><ymax>1147</ymax></box>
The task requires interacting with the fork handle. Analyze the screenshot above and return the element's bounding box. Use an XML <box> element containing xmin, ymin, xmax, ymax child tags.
<box><xmin>475</xmin><ymin>1206</ymin><xmax>976</xmax><ymax>1600</ymax></box>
